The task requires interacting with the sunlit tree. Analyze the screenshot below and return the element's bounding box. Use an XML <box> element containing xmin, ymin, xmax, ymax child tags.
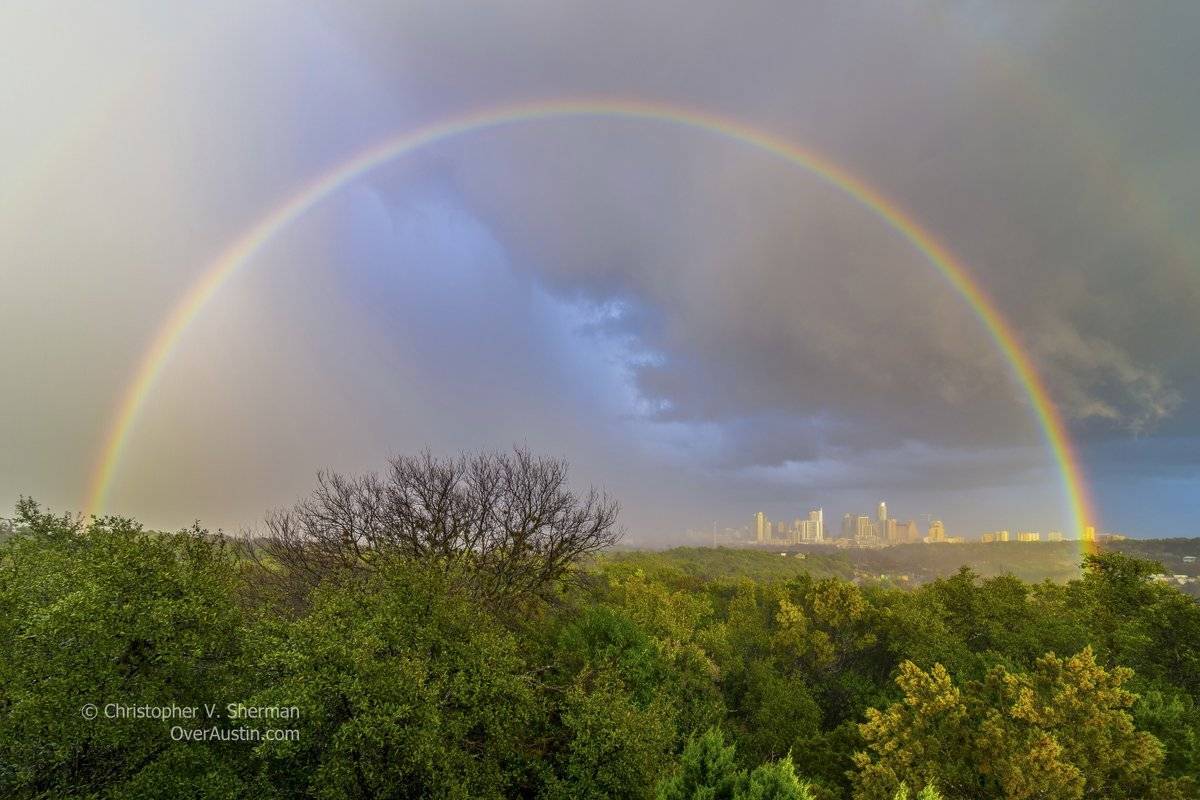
<box><xmin>853</xmin><ymin>648</ymin><xmax>1186</xmax><ymax>800</ymax></box>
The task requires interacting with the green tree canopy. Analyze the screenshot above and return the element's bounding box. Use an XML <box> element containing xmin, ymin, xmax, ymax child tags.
<box><xmin>657</xmin><ymin>727</ymin><xmax>746</xmax><ymax>800</ymax></box>
<box><xmin>241</xmin><ymin>563</ymin><xmax>536</xmax><ymax>799</ymax></box>
<box><xmin>743</xmin><ymin>754</ymin><xmax>814</xmax><ymax>800</ymax></box>
<box><xmin>0</xmin><ymin>500</ymin><xmax>246</xmax><ymax>797</ymax></box>
<box><xmin>852</xmin><ymin>648</ymin><xmax>1187</xmax><ymax>800</ymax></box>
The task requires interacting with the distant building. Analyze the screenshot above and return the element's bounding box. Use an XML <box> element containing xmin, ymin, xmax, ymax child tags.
<box><xmin>982</xmin><ymin>530</ymin><xmax>1010</xmax><ymax>543</ymax></box>
<box><xmin>1097</xmin><ymin>532</ymin><xmax>1128</xmax><ymax>543</ymax></box>
<box><xmin>810</xmin><ymin>508</ymin><xmax>824</xmax><ymax>542</ymax></box>
<box><xmin>792</xmin><ymin>513</ymin><xmax>820</xmax><ymax>544</ymax></box>
<box><xmin>902</xmin><ymin>520</ymin><xmax>920</xmax><ymax>543</ymax></box>
<box><xmin>856</xmin><ymin>515</ymin><xmax>873</xmax><ymax>544</ymax></box>
<box><xmin>945</xmin><ymin>536</ymin><xmax>966</xmax><ymax>544</ymax></box>
<box><xmin>755</xmin><ymin>512</ymin><xmax>767</xmax><ymax>544</ymax></box>
<box><xmin>1047</xmin><ymin>531</ymin><xmax>1064</xmax><ymax>542</ymax></box>
<box><xmin>877</xmin><ymin>501</ymin><xmax>888</xmax><ymax>522</ymax></box>
<box><xmin>842</xmin><ymin>513</ymin><xmax>854</xmax><ymax>539</ymax></box>
<box><xmin>925</xmin><ymin>520</ymin><xmax>946</xmax><ymax>543</ymax></box>
<box><xmin>885</xmin><ymin>517</ymin><xmax>899</xmax><ymax>545</ymax></box>
<box><xmin>1082</xmin><ymin>525</ymin><xmax>1096</xmax><ymax>542</ymax></box>
<box><xmin>1017</xmin><ymin>531</ymin><xmax>1040</xmax><ymax>542</ymax></box>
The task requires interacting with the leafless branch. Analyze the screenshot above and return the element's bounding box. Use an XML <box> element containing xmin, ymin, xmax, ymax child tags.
<box><xmin>252</xmin><ymin>448</ymin><xmax>621</xmax><ymax>608</ymax></box>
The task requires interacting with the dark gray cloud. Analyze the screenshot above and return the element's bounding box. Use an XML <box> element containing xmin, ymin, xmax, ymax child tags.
<box><xmin>320</xmin><ymin>0</ymin><xmax>1196</xmax><ymax>441</ymax></box>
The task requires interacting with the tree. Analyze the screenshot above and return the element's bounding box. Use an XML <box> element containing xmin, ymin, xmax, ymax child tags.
<box><xmin>243</xmin><ymin>563</ymin><xmax>536</xmax><ymax>799</ymax></box>
<box><xmin>656</xmin><ymin>734</ymin><xmax>820</xmax><ymax>800</ymax></box>
<box><xmin>742</xmin><ymin>754</ymin><xmax>814</xmax><ymax>800</ymax></box>
<box><xmin>891</xmin><ymin>786</ymin><xmax>943</xmax><ymax>800</ymax></box>
<box><xmin>656</xmin><ymin>727</ymin><xmax>746</xmax><ymax>800</ymax></box>
<box><xmin>545</xmin><ymin>670</ymin><xmax>676</xmax><ymax>800</ymax></box>
<box><xmin>543</xmin><ymin>604</ymin><xmax>683</xmax><ymax>799</ymax></box>
<box><xmin>736</xmin><ymin>662</ymin><xmax>821</xmax><ymax>766</ymax></box>
<box><xmin>1133</xmin><ymin>689</ymin><xmax>1200</xmax><ymax>783</ymax></box>
<box><xmin>852</xmin><ymin>648</ymin><xmax>1187</xmax><ymax>800</ymax></box>
<box><xmin>255</xmin><ymin>448</ymin><xmax>620</xmax><ymax>608</ymax></box>
<box><xmin>0</xmin><ymin>501</ymin><xmax>247</xmax><ymax>797</ymax></box>
<box><xmin>602</xmin><ymin>569</ymin><xmax>726</xmax><ymax>738</ymax></box>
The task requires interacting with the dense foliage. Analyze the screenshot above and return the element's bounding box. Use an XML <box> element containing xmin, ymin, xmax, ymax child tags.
<box><xmin>2</xmin><ymin>497</ymin><xmax>1198</xmax><ymax>799</ymax></box>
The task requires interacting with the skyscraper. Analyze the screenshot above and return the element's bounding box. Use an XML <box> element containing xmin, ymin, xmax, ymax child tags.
<box><xmin>755</xmin><ymin>511</ymin><xmax>766</xmax><ymax>544</ymax></box>
<box><xmin>855</xmin><ymin>515</ymin><xmax>873</xmax><ymax>544</ymax></box>
<box><xmin>809</xmin><ymin>508</ymin><xmax>824</xmax><ymax>542</ymax></box>
<box><xmin>877</xmin><ymin>501</ymin><xmax>887</xmax><ymax>522</ymax></box>
<box><xmin>925</xmin><ymin>520</ymin><xmax>945</xmax><ymax>543</ymax></box>
<box><xmin>885</xmin><ymin>517</ymin><xmax>899</xmax><ymax>544</ymax></box>
<box><xmin>842</xmin><ymin>513</ymin><xmax>854</xmax><ymax>539</ymax></box>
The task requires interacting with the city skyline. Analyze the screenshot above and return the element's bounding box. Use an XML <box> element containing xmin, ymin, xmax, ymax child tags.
<box><xmin>705</xmin><ymin>500</ymin><xmax>1128</xmax><ymax>549</ymax></box>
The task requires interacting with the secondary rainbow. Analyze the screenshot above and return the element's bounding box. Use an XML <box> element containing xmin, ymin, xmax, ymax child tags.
<box><xmin>84</xmin><ymin>98</ymin><xmax>1097</xmax><ymax>545</ymax></box>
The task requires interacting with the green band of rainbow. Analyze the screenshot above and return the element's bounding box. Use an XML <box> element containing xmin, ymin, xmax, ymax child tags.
<box><xmin>84</xmin><ymin>98</ymin><xmax>1097</xmax><ymax>547</ymax></box>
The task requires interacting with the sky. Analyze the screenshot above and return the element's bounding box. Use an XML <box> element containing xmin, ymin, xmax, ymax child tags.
<box><xmin>2</xmin><ymin>1</ymin><xmax>1199</xmax><ymax>542</ymax></box>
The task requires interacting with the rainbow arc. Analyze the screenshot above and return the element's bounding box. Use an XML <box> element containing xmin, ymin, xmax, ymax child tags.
<box><xmin>84</xmin><ymin>98</ymin><xmax>1097</xmax><ymax>547</ymax></box>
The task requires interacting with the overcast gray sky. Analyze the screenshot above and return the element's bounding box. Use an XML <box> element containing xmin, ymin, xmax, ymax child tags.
<box><xmin>2</xmin><ymin>1</ymin><xmax>1198</xmax><ymax>540</ymax></box>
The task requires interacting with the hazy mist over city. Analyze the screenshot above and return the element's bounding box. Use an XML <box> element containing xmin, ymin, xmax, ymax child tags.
<box><xmin>4</xmin><ymin>1</ymin><xmax>1200</xmax><ymax>541</ymax></box>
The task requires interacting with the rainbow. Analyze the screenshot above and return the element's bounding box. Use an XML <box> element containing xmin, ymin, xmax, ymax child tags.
<box><xmin>83</xmin><ymin>98</ymin><xmax>1097</xmax><ymax>546</ymax></box>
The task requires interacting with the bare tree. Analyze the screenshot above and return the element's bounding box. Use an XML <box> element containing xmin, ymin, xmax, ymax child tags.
<box><xmin>253</xmin><ymin>448</ymin><xmax>621</xmax><ymax>606</ymax></box>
